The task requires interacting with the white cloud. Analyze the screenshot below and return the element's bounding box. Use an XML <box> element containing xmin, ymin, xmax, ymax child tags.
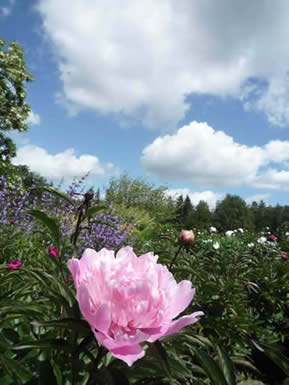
<box><xmin>37</xmin><ymin>0</ymin><xmax>289</xmax><ymax>128</ymax></box>
<box><xmin>245</xmin><ymin>193</ymin><xmax>271</xmax><ymax>204</ymax></box>
<box><xmin>142</xmin><ymin>120</ymin><xmax>289</xmax><ymax>190</ymax></box>
<box><xmin>253</xmin><ymin>170</ymin><xmax>289</xmax><ymax>190</ymax></box>
<box><xmin>167</xmin><ymin>188</ymin><xmax>223</xmax><ymax>209</ymax></box>
<box><xmin>0</xmin><ymin>0</ymin><xmax>14</xmax><ymax>16</ymax></box>
<box><xmin>12</xmin><ymin>145</ymin><xmax>119</xmax><ymax>183</ymax></box>
<box><xmin>26</xmin><ymin>111</ymin><xmax>41</xmax><ymax>125</ymax></box>
<box><xmin>142</xmin><ymin>121</ymin><xmax>264</xmax><ymax>187</ymax></box>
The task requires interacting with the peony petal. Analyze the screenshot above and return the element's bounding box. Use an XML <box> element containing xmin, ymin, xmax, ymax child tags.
<box><xmin>110</xmin><ymin>344</ymin><xmax>145</xmax><ymax>366</ymax></box>
<box><xmin>77</xmin><ymin>284</ymin><xmax>111</xmax><ymax>333</ymax></box>
<box><xmin>146</xmin><ymin>312</ymin><xmax>204</xmax><ymax>343</ymax></box>
<box><xmin>169</xmin><ymin>281</ymin><xmax>195</xmax><ymax>319</ymax></box>
<box><xmin>67</xmin><ymin>258</ymin><xmax>80</xmax><ymax>287</ymax></box>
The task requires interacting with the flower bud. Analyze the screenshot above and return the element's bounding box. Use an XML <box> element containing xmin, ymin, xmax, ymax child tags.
<box><xmin>48</xmin><ymin>247</ymin><xmax>59</xmax><ymax>258</ymax></box>
<box><xmin>178</xmin><ymin>230</ymin><xmax>195</xmax><ymax>245</ymax></box>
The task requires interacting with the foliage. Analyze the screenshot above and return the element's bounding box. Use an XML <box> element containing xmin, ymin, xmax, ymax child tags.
<box><xmin>105</xmin><ymin>174</ymin><xmax>177</xmax><ymax>224</ymax></box>
<box><xmin>0</xmin><ymin>38</ymin><xmax>33</xmax><ymax>132</ymax></box>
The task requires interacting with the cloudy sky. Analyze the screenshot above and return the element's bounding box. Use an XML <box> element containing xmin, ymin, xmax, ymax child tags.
<box><xmin>2</xmin><ymin>0</ymin><xmax>289</xmax><ymax>207</ymax></box>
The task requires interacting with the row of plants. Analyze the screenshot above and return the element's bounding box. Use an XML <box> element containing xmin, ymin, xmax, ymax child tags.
<box><xmin>0</xmin><ymin>174</ymin><xmax>289</xmax><ymax>384</ymax></box>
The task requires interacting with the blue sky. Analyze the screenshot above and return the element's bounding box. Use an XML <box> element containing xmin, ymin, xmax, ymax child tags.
<box><xmin>2</xmin><ymin>0</ymin><xmax>289</xmax><ymax>208</ymax></box>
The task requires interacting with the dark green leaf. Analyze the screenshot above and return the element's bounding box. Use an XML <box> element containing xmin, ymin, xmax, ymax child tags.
<box><xmin>12</xmin><ymin>339</ymin><xmax>74</xmax><ymax>353</ymax></box>
<box><xmin>217</xmin><ymin>346</ymin><xmax>236</xmax><ymax>385</ymax></box>
<box><xmin>149</xmin><ymin>341</ymin><xmax>171</xmax><ymax>377</ymax></box>
<box><xmin>193</xmin><ymin>347</ymin><xmax>228</xmax><ymax>385</ymax></box>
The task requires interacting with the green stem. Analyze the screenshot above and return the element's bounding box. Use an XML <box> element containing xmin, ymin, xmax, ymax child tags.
<box><xmin>169</xmin><ymin>245</ymin><xmax>183</xmax><ymax>271</ymax></box>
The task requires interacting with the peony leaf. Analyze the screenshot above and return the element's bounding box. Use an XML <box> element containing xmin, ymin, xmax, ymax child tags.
<box><xmin>193</xmin><ymin>347</ymin><xmax>229</xmax><ymax>385</ymax></box>
<box><xmin>217</xmin><ymin>346</ymin><xmax>236</xmax><ymax>385</ymax></box>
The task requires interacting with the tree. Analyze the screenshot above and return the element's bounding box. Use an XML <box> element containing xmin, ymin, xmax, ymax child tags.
<box><xmin>0</xmin><ymin>38</ymin><xmax>33</xmax><ymax>165</ymax></box>
<box><xmin>182</xmin><ymin>195</ymin><xmax>195</xmax><ymax>229</ymax></box>
<box><xmin>0</xmin><ymin>132</ymin><xmax>16</xmax><ymax>162</ymax></box>
<box><xmin>105</xmin><ymin>174</ymin><xmax>177</xmax><ymax>224</ymax></box>
<box><xmin>194</xmin><ymin>200</ymin><xmax>211</xmax><ymax>230</ymax></box>
<box><xmin>0</xmin><ymin>38</ymin><xmax>33</xmax><ymax>132</ymax></box>
<box><xmin>213</xmin><ymin>194</ymin><xmax>253</xmax><ymax>232</ymax></box>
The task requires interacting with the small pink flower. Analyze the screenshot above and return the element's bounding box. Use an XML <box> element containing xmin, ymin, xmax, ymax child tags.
<box><xmin>8</xmin><ymin>260</ymin><xmax>22</xmax><ymax>271</ymax></box>
<box><xmin>48</xmin><ymin>247</ymin><xmax>59</xmax><ymax>258</ymax></box>
<box><xmin>68</xmin><ymin>247</ymin><xmax>203</xmax><ymax>366</ymax></box>
<box><xmin>282</xmin><ymin>252</ymin><xmax>288</xmax><ymax>260</ymax></box>
<box><xmin>10</xmin><ymin>219</ymin><xmax>14</xmax><ymax>224</ymax></box>
<box><xmin>268</xmin><ymin>235</ymin><xmax>276</xmax><ymax>241</ymax></box>
<box><xmin>178</xmin><ymin>230</ymin><xmax>195</xmax><ymax>245</ymax></box>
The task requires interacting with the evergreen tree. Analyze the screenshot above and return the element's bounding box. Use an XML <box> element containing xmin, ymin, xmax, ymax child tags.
<box><xmin>194</xmin><ymin>200</ymin><xmax>211</xmax><ymax>230</ymax></box>
<box><xmin>182</xmin><ymin>195</ymin><xmax>195</xmax><ymax>229</ymax></box>
<box><xmin>213</xmin><ymin>194</ymin><xmax>253</xmax><ymax>232</ymax></box>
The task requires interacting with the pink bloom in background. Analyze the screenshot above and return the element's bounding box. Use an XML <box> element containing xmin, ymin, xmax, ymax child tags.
<box><xmin>268</xmin><ymin>235</ymin><xmax>276</xmax><ymax>241</ymax></box>
<box><xmin>8</xmin><ymin>260</ymin><xmax>22</xmax><ymax>271</ymax></box>
<box><xmin>282</xmin><ymin>252</ymin><xmax>288</xmax><ymax>260</ymax></box>
<box><xmin>48</xmin><ymin>247</ymin><xmax>59</xmax><ymax>258</ymax></box>
<box><xmin>10</xmin><ymin>219</ymin><xmax>14</xmax><ymax>224</ymax></box>
<box><xmin>68</xmin><ymin>247</ymin><xmax>203</xmax><ymax>366</ymax></box>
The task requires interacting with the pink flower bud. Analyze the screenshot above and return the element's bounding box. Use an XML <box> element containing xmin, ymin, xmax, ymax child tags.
<box><xmin>48</xmin><ymin>247</ymin><xmax>59</xmax><ymax>258</ymax></box>
<box><xmin>8</xmin><ymin>260</ymin><xmax>22</xmax><ymax>271</ymax></box>
<box><xmin>282</xmin><ymin>252</ymin><xmax>288</xmax><ymax>260</ymax></box>
<box><xmin>178</xmin><ymin>230</ymin><xmax>195</xmax><ymax>245</ymax></box>
<box><xmin>10</xmin><ymin>219</ymin><xmax>14</xmax><ymax>224</ymax></box>
<box><xmin>268</xmin><ymin>234</ymin><xmax>276</xmax><ymax>241</ymax></box>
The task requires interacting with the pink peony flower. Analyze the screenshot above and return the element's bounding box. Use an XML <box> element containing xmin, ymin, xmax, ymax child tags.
<box><xmin>268</xmin><ymin>235</ymin><xmax>276</xmax><ymax>241</ymax></box>
<box><xmin>8</xmin><ymin>260</ymin><xmax>22</xmax><ymax>271</ymax></box>
<box><xmin>178</xmin><ymin>230</ymin><xmax>195</xmax><ymax>245</ymax></box>
<box><xmin>48</xmin><ymin>247</ymin><xmax>59</xmax><ymax>258</ymax></box>
<box><xmin>68</xmin><ymin>247</ymin><xmax>203</xmax><ymax>366</ymax></box>
<box><xmin>282</xmin><ymin>252</ymin><xmax>288</xmax><ymax>260</ymax></box>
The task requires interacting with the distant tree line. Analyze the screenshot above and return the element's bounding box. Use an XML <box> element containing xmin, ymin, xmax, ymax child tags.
<box><xmin>174</xmin><ymin>193</ymin><xmax>289</xmax><ymax>235</ymax></box>
<box><xmin>105</xmin><ymin>175</ymin><xmax>289</xmax><ymax>236</ymax></box>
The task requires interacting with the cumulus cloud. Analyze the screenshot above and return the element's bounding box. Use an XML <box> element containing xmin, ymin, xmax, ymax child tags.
<box><xmin>245</xmin><ymin>193</ymin><xmax>271</xmax><ymax>204</ymax></box>
<box><xmin>167</xmin><ymin>188</ymin><xmax>223</xmax><ymax>209</ymax></box>
<box><xmin>37</xmin><ymin>0</ymin><xmax>289</xmax><ymax>128</ymax></box>
<box><xmin>12</xmin><ymin>145</ymin><xmax>119</xmax><ymax>183</ymax></box>
<box><xmin>26</xmin><ymin>111</ymin><xmax>41</xmax><ymax>125</ymax></box>
<box><xmin>142</xmin><ymin>121</ymin><xmax>289</xmax><ymax>190</ymax></box>
<box><xmin>0</xmin><ymin>0</ymin><xmax>15</xmax><ymax>16</ymax></box>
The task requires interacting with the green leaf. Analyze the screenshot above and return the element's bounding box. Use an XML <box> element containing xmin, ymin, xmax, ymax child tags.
<box><xmin>24</xmin><ymin>210</ymin><xmax>61</xmax><ymax>249</ymax></box>
<box><xmin>11</xmin><ymin>339</ymin><xmax>74</xmax><ymax>353</ymax></box>
<box><xmin>0</xmin><ymin>356</ymin><xmax>33</xmax><ymax>384</ymax></box>
<box><xmin>149</xmin><ymin>341</ymin><xmax>171</xmax><ymax>377</ymax></box>
<box><xmin>217</xmin><ymin>346</ymin><xmax>236</xmax><ymax>385</ymax></box>
<box><xmin>193</xmin><ymin>347</ymin><xmax>229</xmax><ymax>385</ymax></box>
<box><xmin>50</xmin><ymin>359</ymin><xmax>63</xmax><ymax>385</ymax></box>
<box><xmin>252</xmin><ymin>341</ymin><xmax>289</xmax><ymax>377</ymax></box>
<box><xmin>31</xmin><ymin>319</ymin><xmax>90</xmax><ymax>333</ymax></box>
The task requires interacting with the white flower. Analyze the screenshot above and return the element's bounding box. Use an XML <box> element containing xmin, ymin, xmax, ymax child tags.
<box><xmin>225</xmin><ymin>230</ymin><xmax>234</xmax><ymax>237</ymax></box>
<box><xmin>213</xmin><ymin>242</ymin><xmax>220</xmax><ymax>250</ymax></box>
<box><xmin>247</xmin><ymin>243</ymin><xmax>254</xmax><ymax>248</ymax></box>
<box><xmin>238</xmin><ymin>228</ymin><xmax>244</xmax><ymax>233</ymax></box>
<box><xmin>210</xmin><ymin>226</ymin><xmax>217</xmax><ymax>233</ymax></box>
<box><xmin>257</xmin><ymin>236</ymin><xmax>267</xmax><ymax>244</ymax></box>
<box><xmin>286</xmin><ymin>232</ymin><xmax>289</xmax><ymax>236</ymax></box>
<box><xmin>202</xmin><ymin>239</ymin><xmax>212</xmax><ymax>243</ymax></box>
